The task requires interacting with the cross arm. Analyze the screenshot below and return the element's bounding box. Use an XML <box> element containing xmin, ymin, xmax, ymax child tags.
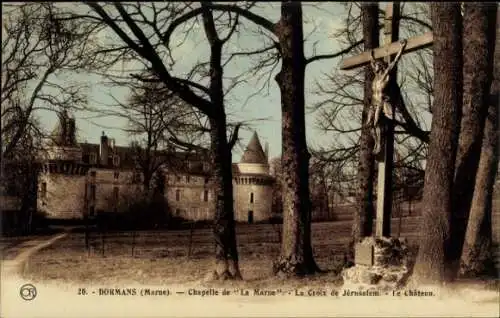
<box><xmin>339</xmin><ymin>32</ymin><xmax>433</xmax><ymax>71</ymax></box>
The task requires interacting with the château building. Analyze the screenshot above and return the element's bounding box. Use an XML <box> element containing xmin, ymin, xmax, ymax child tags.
<box><xmin>37</xmin><ymin>112</ymin><xmax>275</xmax><ymax>223</ymax></box>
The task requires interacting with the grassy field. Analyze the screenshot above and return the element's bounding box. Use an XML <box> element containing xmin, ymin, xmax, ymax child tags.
<box><xmin>20</xmin><ymin>218</ymin><xmax>423</xmax><ymax>288</ymax></box>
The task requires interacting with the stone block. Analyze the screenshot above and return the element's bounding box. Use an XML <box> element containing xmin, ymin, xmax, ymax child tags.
<box><xmin>360</xmin><ymin>270</ymin><xmax>382</xmax><ymax>285</ymax></box>
<box><xmin>342</xmin><ymin>237</ymin><xmax>413</xmax><ymax>290</ymax></box>
<box><xmin>355</xmin><ymin>242</ymin><xmax>374</xmax><ymax>266</ymax></box>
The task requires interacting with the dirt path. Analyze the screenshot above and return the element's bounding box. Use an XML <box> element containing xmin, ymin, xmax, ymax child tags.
<box><xmin>1</xmin><ymin>232</ymin><xmax>69</xmax><ymax>278</ymax></box>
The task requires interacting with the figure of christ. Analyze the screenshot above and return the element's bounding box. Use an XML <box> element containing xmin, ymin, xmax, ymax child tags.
<box><xmin>366</xmin><ymin>39</ymin><xmax>407</xmax><ymax>155</ymax></box>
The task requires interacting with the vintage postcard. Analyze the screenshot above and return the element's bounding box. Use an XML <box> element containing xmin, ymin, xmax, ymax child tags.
<box><xmin>1</xmin><ymin>2</ymin><xmax>499</xmax><ymax>317</ymax></box>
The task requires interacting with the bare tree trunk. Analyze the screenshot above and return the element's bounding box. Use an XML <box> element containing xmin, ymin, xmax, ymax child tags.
<box><xmin>459</xmin><ymin>10</ymin><xmax>499</xmax><ymax>278</ymax></box>
<box><xmin>352</xmin><ymin>3</ymin><xmax>379</xmax><ymax>247</ymax></box>
<box><xmin>459</xmin><ymin>100</ymin><xmax>499</xmax><ymax>278</ymax></box>
<box><xmin>449</xmin><ymin>3</ymin><xmax>497</xmax><ymax>264</ymax></box>
<box><xmin>273</xmin><ymin>2</ymin><xmax>318</xmax><ymax>276</ymax></box>
<box><xmin>411</xmin><ymin>3</ymin><xmax>462</xmax><ymax>285</ymax></box>
<box><xmin>209</xmin><ymin>113</ymin><xmax>241</xmax><ymax>280</ymax></box>
<box><xmin>199</xmin><ymin>4</ymin><xmax>241</xmax><ymax>280</ymax></box>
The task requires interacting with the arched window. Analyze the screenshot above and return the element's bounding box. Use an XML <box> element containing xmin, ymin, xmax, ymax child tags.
<box><xmin>250</xmin><ymin>192</ymin><xmax>254</xmax><ymax>204</ymax></box>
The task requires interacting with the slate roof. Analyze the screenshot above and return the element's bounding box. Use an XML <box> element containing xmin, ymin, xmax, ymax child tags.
<box><xmin>78</xmin><ymin>142</ymin><xmax>210</xmax><ymax>173</ymax></box>
<box><xmin>240</xmin><ymin>132</ymin><xmax>268</xmax><ymax>164</ymax></box>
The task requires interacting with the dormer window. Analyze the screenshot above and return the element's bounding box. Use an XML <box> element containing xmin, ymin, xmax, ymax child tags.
<box><xmin>90</xmin><ymin>153</ymin><xmax>97</xmax><ymax>164</ymax></box>
<box><xmin>113</xmin><ymin>155</ymin><xmax>120</xmax><ymax>167</ymax></box>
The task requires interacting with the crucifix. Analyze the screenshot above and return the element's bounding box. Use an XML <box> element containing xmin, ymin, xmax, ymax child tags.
<box><xmin>340</xmin><ymin>2</ymin><xmax>433</xmax><ymax>238</ymax></box>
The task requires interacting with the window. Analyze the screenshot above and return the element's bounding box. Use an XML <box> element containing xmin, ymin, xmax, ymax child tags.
<box><xmin>90</xmin><ymin>184</ymin><xmax>96</xmax><ymax>201</ymax></box>
<box><xmin>176</xmin><ymin>176</ymin><xmax>181</xmax><ymax>182</ymax></box>
<box><xmin>186</xmin><ymin>175</ymin><xmax>190</xmax><ymax>183</ymax></box>
<box><xmin>203</xmin><ymin>190</ymin><xmax>209</xmax><ymax>202</ymax></box>
<box><xmin>90</xmin><ymin>153</ymin><xmax>97</xmax><ymax>164</ymax></box>
<box><xmin>41</xmin><ymin>182</ymin><xmax>47</xmax><ymax>199</ymax></box>
<box><xmin>90</xmin><ymin>171</ymin><xmax>96</xmax><ymax>177</ymax></box>
<box><xmin>175</xmin><ymin>208</ymin><xmax>180</xmax><ymax>216</ymax></box>
<box><xmin>113</xmin><ymin>155</ymin><xmax>120</xmax><ymax>167</ymax></box>
<box><xmin>114</xmin><ymin>171</ymin><xmax>119</xmax><ymax>180</ymax></box>
<box><xmin>175</xmin><ymin>189</ymin><xmax>181</xmax><ymax>201</ymax></box>
<box><xmin>250</xmin><ymin>192</ymin><xmax>254</xmax><ymax>204</ymax></box>
<box><xmin>89</xmin><ymin>206</ymin><xmax>95</xmax><ymax>217</ymax></box>
<box><xmin>204</xmin><ymin>177</ymin><xmax>209</xmax><ymax>184</ymax></box>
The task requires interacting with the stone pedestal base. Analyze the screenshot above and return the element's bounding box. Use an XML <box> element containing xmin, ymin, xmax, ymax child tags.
<box><xmin>342</xmin><ymin>237</ymin><xmax>411</xmax><ymax>291</ymax></box>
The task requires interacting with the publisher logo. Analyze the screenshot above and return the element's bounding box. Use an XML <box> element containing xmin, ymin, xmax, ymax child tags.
<box><xmin>20</xmin><ymin>284</ymin><xmax>37</xmax><ymax>301</ymax></box>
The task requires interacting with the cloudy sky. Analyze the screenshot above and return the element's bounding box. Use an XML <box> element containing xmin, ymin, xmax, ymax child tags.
<box><xmin>35</xmin><ymin>3</ymin><xmax>363</xmax><ymax>161</ymax></box>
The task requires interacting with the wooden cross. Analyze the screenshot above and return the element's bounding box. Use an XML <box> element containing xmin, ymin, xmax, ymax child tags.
<box><xmin>339</xmin><ymin>2</ymin><xmax>433</xmax><ymax>238</ymax></box>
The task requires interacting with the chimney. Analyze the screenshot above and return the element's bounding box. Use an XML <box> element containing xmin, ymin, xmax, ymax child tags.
<box><xmin>265</xmin><ymin>142</ymin><xmax>269</xmax><ymax>161</ymax></box>
<box><xmin>100</xmin><ymin>131</ymin><xmax>109</xmax><ymax>166</ymax></box>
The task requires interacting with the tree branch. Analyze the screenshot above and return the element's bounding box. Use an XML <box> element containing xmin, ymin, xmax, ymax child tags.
<box><xmin>306</xmin><ymin>39</ymin><xmax>363</xmax><ymax>66</ymax></box>
<box><xmin>227</xmin><ymin>122</ymin><xmax>241</xmax><ymax>150</ymax></box>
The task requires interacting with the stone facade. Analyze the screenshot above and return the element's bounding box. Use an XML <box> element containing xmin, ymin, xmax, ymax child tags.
<box><xmin>37</xmin><ymin>113</ymin><xmax>275</xmax><ymax>222</ymax></box>
<box><xmin>166</xmin><ymin>172</ymin><xmax>214</xmax><ymax>221</ymax></box>
<box><xmin>38</xmin><ymin>168</ymin><xmax>88</xmax><ymax>219</ymax></box>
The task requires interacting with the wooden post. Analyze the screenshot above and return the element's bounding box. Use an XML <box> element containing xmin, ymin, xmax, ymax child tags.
<box><xmin>375</xmin><ymin>2</ymin><xmax>400</xmax><ymax>238</ymax></box>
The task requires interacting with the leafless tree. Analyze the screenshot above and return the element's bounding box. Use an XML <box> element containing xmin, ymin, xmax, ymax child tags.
<box><xmin>411</xmin><ymin>3</ymin><xmax>463</xmax><ymax>285</ymax></box>
<box><xmin>1</xmin><ymin>3</ymin><xmax>97</xmax><ymax>159</ymax></box>
<box><xmin>198</xmin><ymin>0</ymin><xmax>373</xmax><ymax>277</ymax></box>
<box><xmin>458</xmin><ymin>4</ymin><xmax>498</xmax><ymax>278</ymax></box>
<box><xmin>99</xmin><ymin>76</ymin><xmax>209</xmax><ymax>194</ymax></box>
<box><xmin>56</xmin><ymin>1</ymin><xmax>267</xmax><ymax>279</ymax></box>
<box><xmin>448</xmin><ymin>3</ymin><xmax>497</xmax><ymax>266</ymax></box>
<box><xmin>0</xmin><ymin>119</ymin><xmax>43</xmax><ymax>234</ymax></box>
<box><xmin>1</xmin><ymin>3</ymin><xmax>99</xmax><ymax>234</ymax></box>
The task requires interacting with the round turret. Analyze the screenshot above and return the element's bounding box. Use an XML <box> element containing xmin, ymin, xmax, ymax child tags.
<box><xmin>233</xmin><ymin>132</ymin><xmax>274</xmax><ymax>223</ymax></box>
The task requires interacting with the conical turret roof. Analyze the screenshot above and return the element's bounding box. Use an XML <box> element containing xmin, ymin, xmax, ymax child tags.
<box><xmin>240</xmin><ymin>132</ymin><xmax>267</xmax><ymax>164</ymax></box>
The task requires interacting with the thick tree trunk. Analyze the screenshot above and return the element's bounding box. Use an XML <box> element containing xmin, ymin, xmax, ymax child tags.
<box><xmin>209</xmin><ymin>115</ymin><xmax>241</xmax><ymax>280</ymax></box>
<box><xmin>449</xmin><ymin>3</ymin><xmax>497</xmax><ymax>264</ymax></box>
<box><xmin>198</xmin><ymin>4</ymin><xmax>241</xmax><ymax>280</ymax></box>
<box><xmin>459</xmin><ymin>100</ymin><xmax>499</xmax><ymax>278</ymax></box>
<box><xmin>411</xmin><ymin>3</ymin><xmax>462</xmax><ymax>285</ymax></box>
<box><xmin>459</xmin><ymin>10</ymin><xmax>499</xmax><ymax>278</ymax></box>
<box><xmin>272</xmin><ymin>1</ymin><xmax>318</xmax><ymax>276</ymax></box>
<box><xmin>352</xmin><ymin>3</ymin><xmax>379</xmax><ymax>247</ymax></box>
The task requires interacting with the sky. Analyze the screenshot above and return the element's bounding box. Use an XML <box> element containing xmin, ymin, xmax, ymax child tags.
<box><xmin>4</xmin><ymin>2</ymin><xmax>435</xmax><ymax>164</ymax></box>
<box><xmin>26</xmin><ymin>2</ymin><xmax>354</xmax><ymax>163</ymax></box>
